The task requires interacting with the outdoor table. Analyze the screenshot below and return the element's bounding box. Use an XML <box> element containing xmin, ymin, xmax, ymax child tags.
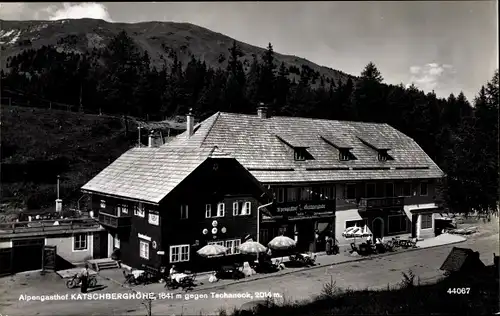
<box><xmin>171</xmin><ymin>272</ymin><xmax>189</xmax><ymax>283</ymax></box>
<box><xmin>131</xmin><ymin>269</ymin><xmax>145</xmax><ymax>279</ymax></box>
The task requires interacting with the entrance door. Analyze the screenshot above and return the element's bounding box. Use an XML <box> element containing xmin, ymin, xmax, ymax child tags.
<box><xmin>12</xmin><ymin>238</ymin><xmax>44</xmax><ymax>273</ymax></box>
<box><xmin>93</xmin><ymin>232</ymin><xmax>108</xmax><ymax>259</ymax></box>
<box><xmin>42</xmin><ymin>245</ymin><xmax>56</xmax><ymax>271</ymax></box>
<box><xmin>0</xmin><ymin>248</ymin><xmax>13</xmax><ymax>276</ymax></box>
<box><xmin>372</xmin><ymin>218</ymin><xmax>384</xmax><ymax>241</ymax></box>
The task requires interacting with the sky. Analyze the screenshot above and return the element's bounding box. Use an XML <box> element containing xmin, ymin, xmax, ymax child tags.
<box><xmin>0</xmin><ymin>1</ymin><xmax>498</xmax><ymax>101</ymax></box>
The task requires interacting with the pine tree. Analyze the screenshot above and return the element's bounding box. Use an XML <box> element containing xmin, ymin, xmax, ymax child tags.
<box><xmin>257</xmin><ymin>43</ymin><xmax>277</xmax><ymax>107</ymax></box>
<box><xmin>354</xmin><ymin>62</ymin><xmax>386</xmax><ymax>122</ymax></box>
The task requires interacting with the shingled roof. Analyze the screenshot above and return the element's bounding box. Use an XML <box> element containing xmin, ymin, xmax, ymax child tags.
<box><xmin>82</xmin><ymin>112</ymin><xmax>444</xmax><ymax>202</ymax></box>
<box><xmin>81</xmin><ymin>146</ymin><xmax>230</xmax><ymax>204</ymax></box>
<box><xmin>164</xmin><ymin>112</ymin><xmax>443</xmax><ymax>183</ymax></box>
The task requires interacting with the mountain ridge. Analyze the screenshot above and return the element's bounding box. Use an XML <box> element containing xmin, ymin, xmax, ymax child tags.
<box><xmin>0</xmin><ymin>18</ymin><xmax>355</xmax><ymax>84</ymax></box>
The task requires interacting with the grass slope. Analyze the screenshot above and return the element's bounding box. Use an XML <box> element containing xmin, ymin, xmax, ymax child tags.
<box><xmin>0</xmin><ymin>18</ymin><xmax>354</xmax><ymax>84</ymax></box>
<box><xmin>225</xmin><ymin>267</ymin><xmax>499</xmax><ymax>316</ymax></box>
<box><xmin>1</xmin><ymin>105</ymin><xmax>136</xmax><ymax>210</ymax></box>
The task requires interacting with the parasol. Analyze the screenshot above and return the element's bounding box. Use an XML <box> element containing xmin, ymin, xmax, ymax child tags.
<box><xmin>196</xmin><ymin>244</ymin><xmax>228</xmax><ymax>257</ymax></box>
<box><xmin>238</xmin><ymin>241</ymin><xmax>267</xmax><ymax>254</ymax></box>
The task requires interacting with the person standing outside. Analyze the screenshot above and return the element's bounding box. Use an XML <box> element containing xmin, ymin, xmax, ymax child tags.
<box><xmin>80</xmin><ymin>264</ymin><xmax>90</xmax><ymax>293</ymax></box>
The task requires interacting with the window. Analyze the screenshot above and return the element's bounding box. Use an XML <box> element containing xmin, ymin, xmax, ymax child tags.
<box><xmin>205</xmin><ymin>204</ymin><xmax>212</xmax><ymax>218</ymax></box>
<box><xmin>320</xmin><ymin>186</ymin><xmax>334</xmax><ymax>200</ymax></box>
<box><xmin>73</xmin><ymin>233</ymin><xmax>88</xmax><ymax>251</ymax></box>
<box><xmin>148</xmin><ymin>211</ymin><xmax>159</xmax><ymax>226</ymax></box>
<box><xmin>420</xmin><ymin>182</ymin><xmax>428</xmax><ymax>196</ymax></box>
<box><xmin>275</xmin><ymin>187</ymin><xmax>285</xmax><ymax>203</ymax></box>
<box><xmin>287</xmin><ymin>188</ymin><xmax>298</xmax><ymax>202</ymax></box>
<box><xmin>217</xmin><ymin>203</ymin><xmax>225</xmax><ymax>217</ymax></box>
<box><xmin>225</xmin><ymin>239</ymin><xmax>241</xmax><ymax>255</ymax></box>
<box><xmin>116</xmin><ymin>204</ymin><xmax>128</xmax><ymax>215</ymax></box>
<box><xmin>170</xmin><ymin>245</ymin><xmax>190</xmax><ymax>263</ymax></box>
<box><xmin>366</xmin><ymin>183</ymin><xmax>376</xmax><ymax>198</ymax></box>
<box><xmin>100</xmin><ymin>200</ymin><xmax>106</xmax><ymax>209</ymax></box>
<box><xmin>388</xmin><ymin>214</ymin><xmax>408</xmax><ymax>233</ymax></box>
<box><xmin>339</xmin><ymin>150</ymin><xmax>349</xmax><ymax>161</ymax></box>
<box><xmin>421</xmin><ymin>214</ymin><xmax>432</xmax><ymax>229</ymax></box>
<box><xmin>378</xmin><ymin>152</ymin><xmax>387</xmax><ymax>162</ymax></box>
<box><xmin>401</xmin><ymin>183</ymin><xmax>412</xmax><ymax>197</ymax></box>
<box><xmin>180</xmin><ymin>205</ymin><xmax>189</xmax><ymax>219</ymax></box>
<box><xmin>385</xmin><ymin>183</ymin><xmax>394</xmax><ymax>197</ymax></box>
<box><xmin>278</xmin><ymin>225</ymin><xmax>287</xmax><ymax>235</ymax></box>
<box><xmin>139</xmin><ymin>240</ymin><xmax>150</xmax><ymax>259</ymax></box>
<box><xmin>345</xmin><ymin>184</ymin><xmax>356</xmax><ymax>200</ymax></box>
<box><xmin>345</xmin><ymin>219</ymin><xmax>367</xmax><ymax>229</ymax></box>
<box><xmin>300</xmin><ymin>187</ymin><xmax>312</xmax><ymax>201</ymax></box>
<box><xmin>233</xmin><ymin>201</ymin><xmax>251</xmax><ymax>216</ymax></box>
<box><xmin>114</xmin><ymin>234</ymin><xmax>120</xmax><ymax>249</ymax></box>
<box><xmin>134</xmin><ymin>203</ymin><xmax>145</xmax><ymax>217</ymax></box>
<box><xmin>294</xmin><ymin>149</ymin><xmax>306</xmax><ymax>161</ymax></box>
<box><xmin>241</xmin><ymin>202</ymin><xmax>251</xmax><ymax>215</ymax></box>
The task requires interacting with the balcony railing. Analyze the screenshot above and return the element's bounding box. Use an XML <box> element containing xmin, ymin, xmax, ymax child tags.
<box><xmin>358</xmin><ymin>197</ymin><xmax>405</xmax><ymax>211</ymax></box>
<box><xmin>98</xmin><ymin>212</ymin><xmax>132</xmax><ymax>229</ymax></box>
<box><xmin>0</xmin><ymin>218</ymin><xmax>101</xmax><ymax>235</ymax></box>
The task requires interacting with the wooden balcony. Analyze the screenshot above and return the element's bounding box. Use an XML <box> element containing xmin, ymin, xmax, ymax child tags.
<box><xmin>358</xmin><ymin>197</ymin><xmax>405</xmax><ymax>211</ymax></box>
<box><xmin>98</xmin><ymin>212</ymin><xmax>131</xmax><ymax>229</ymax></box>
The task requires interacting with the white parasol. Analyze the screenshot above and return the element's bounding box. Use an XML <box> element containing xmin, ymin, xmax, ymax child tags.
<box><xmin>196</xmin><ymin>244</ymin><xmax>228</xmax><ymax>257</ymax></box>
<box><xmin>238</xmin><ymin>241</ymin><xmax>267</xmax><ymax>254</ymax></box>
<box><xmin>267</xmin><ymin>236</ymin><xmax>296</xmax><ymax>250</ymax></box>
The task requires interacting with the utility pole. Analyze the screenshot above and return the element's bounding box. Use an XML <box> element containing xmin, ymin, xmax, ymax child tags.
<box><xmin>137</xmin><ymin>126</ymin><xmax>141</xmax><ymax>147</ymax></box>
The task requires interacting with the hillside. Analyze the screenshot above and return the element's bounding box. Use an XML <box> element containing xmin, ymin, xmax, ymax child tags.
<box><xmin>0</xmin><ymin>105</ymin><xmax>180</xmax><ymax>211</ymax></box>
<box><xmin>0</xmin><ymin>18</ymin><xmax>353</xmax><ymax>83</ymax></box>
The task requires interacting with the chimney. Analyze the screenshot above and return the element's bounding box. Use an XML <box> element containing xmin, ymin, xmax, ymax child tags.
<box><xmin>148</xmin><ymin>129</ymin><xmax>161</xmax><ymax>147</ymax></box>
<box><xmin>257</xmin><ymin>103</ymin><xmax>269</xmax><ymax>119</ymax></box>
<box><xmin>186</xmin><ymin>108</ymin><xmax>194</xmax><ymax>137</ymax></box>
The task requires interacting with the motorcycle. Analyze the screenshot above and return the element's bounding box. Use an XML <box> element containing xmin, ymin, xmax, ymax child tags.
<box><xmin>66</xmin><ymin>273</ymin><xmax>97</xmax><ymax>289</ymax></box>
<box><xmin>164</xmin><ymin>275</ymin><xmax>196</xmax><ymax>291</ymax></box>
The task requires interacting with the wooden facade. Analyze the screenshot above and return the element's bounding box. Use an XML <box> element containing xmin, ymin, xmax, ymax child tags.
<box><xmin>92</xmin><ymin>157</ymin><xmax>269</xmax><ymax>271</ymax></box>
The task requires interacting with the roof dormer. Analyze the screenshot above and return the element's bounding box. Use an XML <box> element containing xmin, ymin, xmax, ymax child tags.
<box><xmin>276</xmin><ymin>135</ymin><xmax>313</xmax><ymax>161</ymax></box>
<box><xmin>320</xmin><ymin>134</ymin><xmax>357</xmax><ymax>161</ymax></box>
<box><xmin>357</xmin><ymin>135</ymin><xmax>394</xmax><ymax>162</ymax></box>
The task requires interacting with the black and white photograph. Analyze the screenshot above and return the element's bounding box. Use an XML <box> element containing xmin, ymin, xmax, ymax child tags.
<box><xmin>0</xmin><ymin>1</ymin><xmax>498</xmax><ymax>315</ymax></box>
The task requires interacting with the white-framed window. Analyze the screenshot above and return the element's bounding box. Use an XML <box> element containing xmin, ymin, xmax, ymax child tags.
<box><xmin>225</xmin><ymin>239</ymin><xmax>241</xmax><ymax>255</ymax></box>
<box><xmin>217</xmin><ymin>203</ymin><xmax>225</xmax><ymax>217</ymax></box>
<box><xmin>134</xmin><ymin>203</ymin><xmax>145</xmax><ymax>217</ymax></box>
<box><xmin>180</xmin><ymin>205</ymin><xmax>189</xmax><ymax>219</ymax></box>
<box><xmin>300</xmin><ymin>187</ymin><xmax>312</xmax><ymax>201</ymax></box>
<box><xmin>319</xmin><ymin>186</ymin><xmax>334</xmax><ymax>200</ymax></box>
<box><xmin>232</xmin><ymin>202</ymin><xmax>239</xmax><ymax>216</ymax></box>
<box><xmin>170</xmin><ymin>244</ymin><xmax>190</xmax><ymax>263</ymax></box>
<box><xmin>275</xmin><ymin>187</ymin><xmax>285</xmax><ymax>203</ymax></box>
<box><xmin>116</xmin><ymin>203</ymin><xmax>128</xmax><ymax>215</ymax></box>
<box><xmin>345</xmin><ymin>219</ymin><xmax>367</xmax><ymax>229</ymax></box>
<box><xmin>294</xmin><ymin>149</ymin><xmax>306</xmax><ymax>161</ymax></box>
<box><xmin>139</xmin><ymin>240</ymin><xmax>149</xmax><ymax>259</ymax></box>
<box><xmin>378</xmin><ymin>152</ymin><xmax>387</xmax><ymax>162</ymax></box>
<box><xmin>365</xmin><ymin>183</ymin><xmax>376</xmax><ymax>198</ymax></box>
<box><xmin>205</xmin><ymin>204</ymin><xmax>212</xmax><ymax>218</ymax></box>
<box><xmin>345</xmin><ymin>184</ymin><xmax>357</xmax><ymax>200</ymax></box>
<box><xmin>148</xmin><ymin>210</ymin><xmax>159</xmax><ymax>226</ymax></box>
<box><xmin>73</xmin><ymin>233</ymin><xmax>88</xmax><ymax>251</ymax></box>
<box><xmin>242</xmin><ymin>202</ymin><xmax>251</xmax><ymax>215</ymax></box>
<box><xmin>114</xmin><ymin>234</ymin><xmax>120</xmax><ymax>249</ymax></box>
<box><xmin>421</xmin><ymin>214</ymin><xmax>433</xmax><ymax>229</ymax></box>
<box><xmin>287</xmin><ymin>188</ymin><xmax>298</xmax><ymax>202</ymax></box>
<box><xmin>100</xmin><ymin>200</ymin><xmax>106</xmax><ymax>209</ymax></box>
<box><xmin>339</xmin><ymin>150</ymin><xmax>349</xmax><ymax>161</ymax></box>
<box><xmin>420</xmin><ymin>182</ymin><xmax>428</xmax><ymax>196</ymax></box>
<box><xmin>388</xmin><ymin>214</ymin><xmax>408</xmax><ymax>233</ymax></box>
<box><xmin>401</xmin><ymin>182</ymin><xmax>412</xmax><ymax>197</ymax></box>
<box><xmin>208</xmin><ymin>239</ymin><xmax>241</xmax><ymax>255</ymax></box>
